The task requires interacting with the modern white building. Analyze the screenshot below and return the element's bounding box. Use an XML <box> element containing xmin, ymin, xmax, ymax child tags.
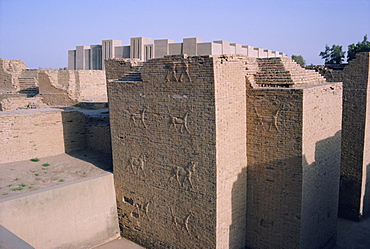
<box><xmin>68</xmin><ymin>37</ymin><xmax>287</xmax><ymax>70</ymax></box>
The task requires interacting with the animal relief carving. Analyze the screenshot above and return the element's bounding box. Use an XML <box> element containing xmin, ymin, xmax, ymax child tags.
<box><xmin>169</xmin><ymin>111</ymin><xmax>191</xmax><ymax>133</ymax></box>
<box><xmin>254</xmin><ymin>107</ymin><xmax>281</xmax><ymax>132</ymax></box>
<box><xmin>127</xmin><ymin>106</ymin><xmax>147</xmax><ymax>129</ymax></box>
<box><xmin>135</xmin><ymin>200</ymin><xmax>153</xmax><ymax>221</ymax></box>
<box><xmin>165</xmin><ymin>62</ymin><xmax>178</xmax><ymax>82</ymax></box>
<box><xmin>122</xmin><ymin>197</ymin><xmax>154</xmax><ymax>228</ymax></box>
<box><xmin>165</xmin><ymin>62</ymin><xmax>191</xmax><ymax>82</ymax></box>
<box><xmin>169</xmin><ymin>161</ymin><xmax>196</xmax><ymax>190</ymax></box>
<box><xmin>129</xmin><ymin>154</ymin><xmax>148</xmax><ymax>177</ymax></box>
<box><xmin>169</xmin><ymin>207</ymin><xmax>192</xmax><ymax>236</ymax></box>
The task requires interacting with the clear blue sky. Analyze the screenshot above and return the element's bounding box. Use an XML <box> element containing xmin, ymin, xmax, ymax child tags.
<box><xmin>0</xmin><ymin>0</ymin><xmax>369</xmax><ymax>69</ymax></box>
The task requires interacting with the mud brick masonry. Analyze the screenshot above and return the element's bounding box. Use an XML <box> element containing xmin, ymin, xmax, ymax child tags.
<box><xmin>106</xmin><ymin>54</ymin><xmax>342</xmax><ymax>248</ymax></box>
<box><xmin>320</xmin><ymin>52</ymin><xmax>370</xmax><ymax>221</ymax></box>
<box><xmin>1</xmin><ymin>51</ymin><xmax>370</xmax><ymax>248</ymax></box>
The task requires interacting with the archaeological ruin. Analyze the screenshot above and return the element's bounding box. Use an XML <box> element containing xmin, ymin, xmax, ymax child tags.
<box><xmin>1</xmin><ymin>38</ymin><xmax>370</xmax><ymax>248</ymax></box>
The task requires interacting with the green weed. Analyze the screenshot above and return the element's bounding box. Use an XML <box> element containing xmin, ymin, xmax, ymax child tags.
<box><xmin>11</xmin><ymin>187</ymin><xmax>23</xmax><ymax>191</ymax></box>
<box><xmin>59</xmin><ymin>179</ymin><xmax>65</xmax><ymax>182</ymax></box>
<box><xmin>42</xmin><ymin>163</ymin><xmax>50</xmax><ymax>167</ymax></box>
<box><xmin>30</xmin><ymin>158</ymin><xmax>40</xmax><ymax>162</ymax></box>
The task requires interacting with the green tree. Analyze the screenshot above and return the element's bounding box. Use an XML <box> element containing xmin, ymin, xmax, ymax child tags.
<box><xmin>347</xmin><ymin>35</ymin><xmax>370</xmax><ymax>61</ymax></box>
<box><xmin>319</xmin><ymin>44</ymin><xmax>345</xmax><ymax>64</ymax></box>
<box><xmin>291</xmin><ymin>55</ymin><xmax>306</xmax><ymax>66</ymax></box>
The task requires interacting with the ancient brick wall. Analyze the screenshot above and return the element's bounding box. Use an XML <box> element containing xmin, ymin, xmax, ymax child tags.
<box><xmin>108</xmin><ymin>55</ymin><xmax>248</xmax><ymax>248</ymax></box>
<box><xmin>72</xmin><ymin>70</ymin><xmax>107</xmax><ymax>101</ymax></box>
<box><xmin>245</xmin><ymin>56</ymin><xmax>342</xmax><ymax>248</ymax></box>
<box><xmin>86</xmin><ymin>115</ymin><xmax>112</xmax><ymax>155</ymax></box>
<box><xmin>0</xmin><ymin>58</ymin><xmax>29</xmax><ymax>92</ymax></box>
<box><xmin>213</xmin><ymin>56</ymin><xmax>247</xmax><ymax>249</ymax></box>
<box><xmin>0</xmin><ymin>96</ymin><xmax>47</xmax><ymax>111</ymax></box>
<box><xmin>61</xmin><ymin>111</ymin><xmax>88</xmax><ymax>152</ymax></box>
<box><xmin>0</xmin><ymin>108</ymin><xmax>112</xmax><ymax>164</ymax></box>
<box><xmin>300</xmin><ymin>83</ymin><xmax>342</xmax><ymax>248</ymax></box>
<box><xmin>38</xmin><ymin>70</ymin><xmax>78</xmax><ymax>106</ymax></box>
<box><xmin>105</xmin><ymin>58</ymin><xmax>142</xmax><ymax>81</ymax></box>
<box><xmin>108</xmin><ymin>55</ymin><xmax>218</xmax><ymax>248</ymax></box>
<box><xmin>0</xmin><ymin>109</ymin><xmax>65</xmax><ymax>164</ymax></box>
<box><xmin>38</xmin><ymin>69</ymin><xmax>107</xmax><ymax>106</ymax></box>
<box><xmin>246</xmin><ymin>88</ymin><xmax>304</xmax><ymax>248</ymax></box>
<box><xmin>339</xmin><ymin>52</ymin><xmax>370</xmax><ymax>220</ymax></box>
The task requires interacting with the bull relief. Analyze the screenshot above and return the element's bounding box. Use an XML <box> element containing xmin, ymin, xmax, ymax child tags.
<box><xmin>169</xmin><ymin>161</ymin><xmax>196</xmax><ymax>190</ymax></box>
<box><xmin>165</xmin><ymin>61</ymin><xmax>191</xmax><ymax>82</ymax></box>
<box><xmin>167</xmin><ymin>106</ymin><xmax>193</xmax><ymax>134</ymax></box>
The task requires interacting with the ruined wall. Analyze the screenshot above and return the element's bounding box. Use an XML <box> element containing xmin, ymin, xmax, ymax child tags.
<box><xmin>38</xmin><ymin>69</ymin><xmax>107</xmax><ymax>106</ymax></box>
<box><xmin>38</xmin><ymin>70</ymin><xmax>78</xmax><ymax>106</ymax></box>
<box><xmin>61</xmin><ymin>111</ymin><xmax>88</xmax><ymax>152</ymax></box>
<box><xmin>0</xmin><ymin>109</ymin><xmax>65</xmax><ymax>164</ymax></box>
<box><xmin>74</xmin><ymin>70</ymin><xmax>107</xmax><ymax>101</ymax></box>
<box><xmin>0</xmin><ymin>96</ymin><xmax>47</xmax><ymax>111</ymax></box>
<box><xmin>86</xmin><ymin>119</ymin><xmax>111</xmax><ymax>155</ymax></box>
<box><xmin>104</xmin><ymin>58</ymin><xmax>142</xmax><ymax>81</ymax></box>
<box><xmin>0</xmin><ymin>108</ymin><xmax>111</xmax><ymax>164</ymax></box>
<box><xmin>339</xmin><ymin>52</ymin><xmax>370</xmax><ymax>220</ymax></box>
<box><xmin>0</xmin><ymin>58</ymin><xmax>29</xmax><ymax>92</ymax></box>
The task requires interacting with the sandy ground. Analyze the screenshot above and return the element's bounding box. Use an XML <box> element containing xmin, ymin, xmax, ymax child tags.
<box><xmin>0</xmin><ymin>149</ymin><xmax>112</xmax><ymax>199</ymax></box>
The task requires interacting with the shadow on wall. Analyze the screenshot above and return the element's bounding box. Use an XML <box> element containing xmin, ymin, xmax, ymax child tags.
<box><xmin>301</xmin><ymin>131</ymin><xmax>341</xmax><ymax>248</ymax></box>
<box><xmin>229</xmin><ymin>167</ymin><xmax>247</xmax><ymax>249</ymax></box>
<box><xmin>60</xmin><ymin>110</ymin><xmax>113</xmax><ymax>172</ymax></box>
<box><xmin>362</xmin><ymin>163</ymin><xmax>370</xmax><ymax>217</ymax></box>
<box><xmin>232</xmin><ymin>131</ymin><xmax>341</xmax><ymax>249</ymax></box>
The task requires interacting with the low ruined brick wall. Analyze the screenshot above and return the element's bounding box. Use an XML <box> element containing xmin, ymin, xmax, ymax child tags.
<box><xmin>104</xmin><ymin>58</ymin><xmax>142</xmax><ymax>81</ymax></box>
<box><xmin>38</xmin><ymin>69</ymin><xmax>107</xmax><ymax>106</ymax></box>
<box><xmin>86</xmin><ymin>123</ymin><xmax>111</xmax><ymax>155</ymax></box>
<box><xmin>0</xmin><ymin>58</ymin><xmax>29</xmax><ymax>92</ymax></box>
<box><xmin>0</xmin><ymin>108</ymin><xmax>112</xmax><ymax>164</ymax></box>
<box><xmin>0</xmin><ymin>109</ymin><xmax>65</xmax><ymax>164</ymax></box>
<box><xmin>0</xmin><ymin>96</ymin><xmax>47</xmax><ymax>111</ymax></box>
